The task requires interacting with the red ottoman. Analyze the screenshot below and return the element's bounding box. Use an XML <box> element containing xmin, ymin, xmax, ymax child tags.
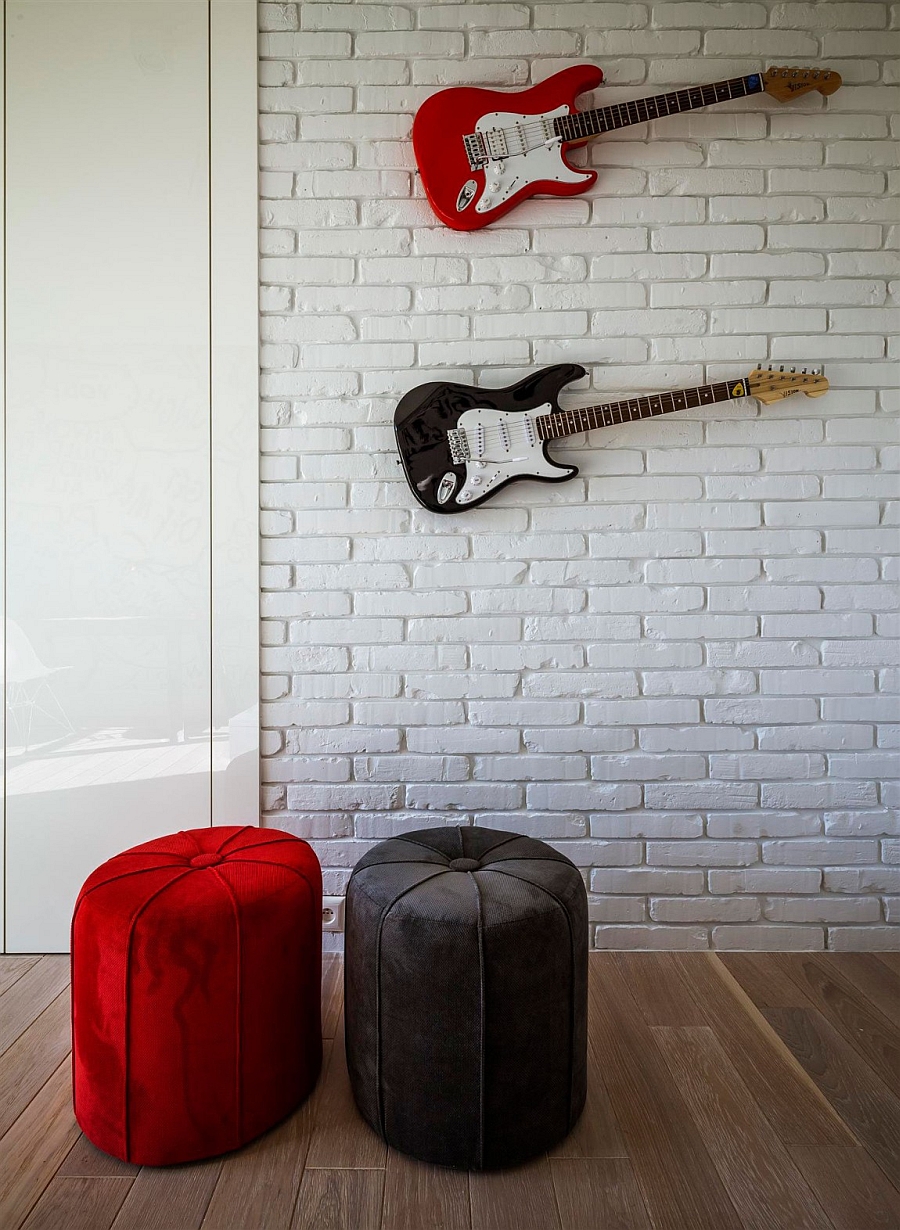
<box><xmin>71</xmin><ymin>825</ymin><xmax>322</xmax><ymax>1165</ymax></box>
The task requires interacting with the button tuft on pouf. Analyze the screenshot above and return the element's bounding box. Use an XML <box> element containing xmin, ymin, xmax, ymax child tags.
<box><xmin>72</xmin><ymin>825</ymin><xmax>322</xmax><ymax>1166</ymax></box>
<box><xmin>344</xmin><ymin>826</ymin><xmax>588</xmax><ymax>1170</ymax></box>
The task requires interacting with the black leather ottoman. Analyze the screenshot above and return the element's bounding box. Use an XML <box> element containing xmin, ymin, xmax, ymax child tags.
<box><xmin>344</xmin><ymin>825</ymin><xmax>588</xmax><ymax>1170</ymax></box>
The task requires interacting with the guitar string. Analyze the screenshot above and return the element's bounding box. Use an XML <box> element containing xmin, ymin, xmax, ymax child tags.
<box><xmin>453</xmin><ymin>383</ymin><xmax>739</xmax><ymax>451</ymax></box>
<box><xmin>482</xmin><ymin>77</ymin><xmax>760</xmax><ymax>154</ymax></box>
<box><xmin>449</xmin><ymin>379</ymin><xmax>814</xmax><ymax>453</ymax></box>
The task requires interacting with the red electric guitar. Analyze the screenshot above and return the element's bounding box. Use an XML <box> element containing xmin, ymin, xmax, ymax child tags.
<box><xmin>413</xmin><ymin>64</ymin><xmax>842</xmax><ymax>231</ymax></box>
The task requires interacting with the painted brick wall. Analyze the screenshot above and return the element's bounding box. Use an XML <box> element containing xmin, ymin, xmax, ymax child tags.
<box><xmin>258</xmin><ymin>0</ymin><xmax>900</xmax><ymax>951</ymax></box>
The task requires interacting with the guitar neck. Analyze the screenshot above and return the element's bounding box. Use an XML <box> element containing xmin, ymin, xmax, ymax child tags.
<box><xmin>555</xmin><ymin>73</ymin><xmax>763</xmax><ymax>141</ymax></box>
<box><xmin>536</xmin><ymin>378</ymin><xmax>750</xmax><ymax>442</ymax></box>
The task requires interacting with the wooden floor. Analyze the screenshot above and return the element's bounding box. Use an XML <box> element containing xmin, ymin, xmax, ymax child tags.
<box><xmin>1</xmin><ymin>952</ymin><xmax>899</xmax><ymax>1230</ymax></box>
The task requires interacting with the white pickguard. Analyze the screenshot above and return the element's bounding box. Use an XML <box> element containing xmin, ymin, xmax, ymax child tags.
<box><xmin>453</xmin><ymin>404</ymin><xmax>576</xmax><ymax>506</ymax></box>
<box><xmin>473</xmin><ymin>104</ymin><xmax>592</xmax><ymax>215</ymax></box>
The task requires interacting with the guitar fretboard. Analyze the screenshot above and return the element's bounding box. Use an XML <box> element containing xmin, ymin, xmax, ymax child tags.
<box><xmin>536</xmin><ymin>379</ymin><xmax>749</xmax><ymax>442</ymax></box>
<box><xmin>554</xmin><ymin>74</ymin><xmax>763</xmax><ymax>141</ymax></box>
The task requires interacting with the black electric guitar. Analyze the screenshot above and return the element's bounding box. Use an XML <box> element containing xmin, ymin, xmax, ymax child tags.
<box><xmin>394</xmin><ymin>364</ymin><xmax>829</xmax><ymax>514</ymax></box>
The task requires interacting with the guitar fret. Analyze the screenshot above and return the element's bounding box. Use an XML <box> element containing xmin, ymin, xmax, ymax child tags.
<box><xmin>563</xmin><ymin>74</ymin><xmax>758</xmax><ymax>140</ymax></box>
<box><xmin>536</xmin><ymin>378</ymin><xmax>749</xmax><ymax>440</ymax></box>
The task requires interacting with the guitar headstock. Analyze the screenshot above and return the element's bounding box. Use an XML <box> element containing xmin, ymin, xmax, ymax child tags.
<box><xmin>747</xmin><ymin>365</ymin><xmax>829</xmax><ymax>405</ymax></box>
<box><xmin>763</xmin><ymin>65</ymin><xmax>842</xmax><ymax>101</ymax></box>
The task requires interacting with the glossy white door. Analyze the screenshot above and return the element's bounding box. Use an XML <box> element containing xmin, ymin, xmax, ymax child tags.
<box><xmin>3</xmin><ymin>1</ymin><xmax>258</xmax><ymax>951</ymax></box>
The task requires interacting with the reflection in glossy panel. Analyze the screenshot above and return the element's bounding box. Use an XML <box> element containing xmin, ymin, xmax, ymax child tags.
<box><xmin>4</xmin><ymin>1</ymin><xmax>212</xmax><ymax>951</ymax></box>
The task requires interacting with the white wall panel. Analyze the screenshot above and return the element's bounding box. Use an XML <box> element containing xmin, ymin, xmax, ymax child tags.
<box><xmin>3</xmin><ymin>0</ymin><xmax>258</xmax><ymax>951</ymax></box>
<box><xmin>211</xmin><ymin>0</ymin><xmax>262</xmax><ymax>827</ymax></box>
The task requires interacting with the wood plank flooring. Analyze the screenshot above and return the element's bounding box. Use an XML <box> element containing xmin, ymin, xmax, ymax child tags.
<box><xmin>1</xmin><ymin>951</ymin><xmax>898</xmax><ymax>1229</ymax></box>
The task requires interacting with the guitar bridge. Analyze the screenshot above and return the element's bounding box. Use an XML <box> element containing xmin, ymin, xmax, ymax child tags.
<box><xmin>447</xmin><ymin>428</ymin><xmax>470</xmax><ymax>464</ymax></box>
<box><xmin>463</xmin><ymin>131</ymin><xmax>488</xmax><ymax>170</ymax></box>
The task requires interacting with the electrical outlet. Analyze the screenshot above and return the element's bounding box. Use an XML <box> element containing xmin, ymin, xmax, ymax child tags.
<box><xmin>322</xmin><ymin>896</ymin><xmax>345</xmax><ymax>932</ymax></box>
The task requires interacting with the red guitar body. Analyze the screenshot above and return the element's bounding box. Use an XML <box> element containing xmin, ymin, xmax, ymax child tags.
<box><xmin>412</xmin><ymin>65</ymin><xmax>603</xmax><ymax>231</ymax></box>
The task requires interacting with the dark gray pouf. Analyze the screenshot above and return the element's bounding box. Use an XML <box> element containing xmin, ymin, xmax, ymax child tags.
<box><xmin>344</xmin><ymin>825</ymin><xmax>588</xmax><ymax>1170</ymax></box>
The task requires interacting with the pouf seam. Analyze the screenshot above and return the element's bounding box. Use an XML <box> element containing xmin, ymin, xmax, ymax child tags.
<box><xmin>480</xmin><ymin>865</ymin><xmax>578</xmax><ymax>1133</ymax></box>
<box><xmin>223</xmin><ymin>858</ymin><xmax>320</xmax><ymax>901</ymax></box>
<box><xmin>472</xmin><ymin>872</ymin><xmax>487</xmax><ymax>1170</ymax></box>
<box><xmin>76</xmin><ymin>863</ymin><xmax>188</xmax><ymax>904</ymax></box>
<box><xmin>371</xmin><ymin>834</ymin><xmax>456</xmax><ymax>860</ymax></box>
<box><xmin>222</xmin><ymin>836</ymin><xmax>305</xmax><ymax>858</ymax></box>
<box><xmin>374</xmin><ymin>867</ymin><xmax>450</xmax><ymax>1141</ymax></box>
<box><xmin>212</xmin><ymin>866</ymin><xmax>245</xmax><ymax>1148</ymax></box>
<box><xmin>479</xmin><ymin>854</ymin><xmax>573</xmax><ymax>869</ymax></box>
<box><xmin>347</xmin><ymin>855</ymin><xmax>446</xmax><ymax>886</ymax></box>
<box><xmin>122</xmin><ymin>867</ymin><xmax>197</xmax><ymax>1162</ymax></box>
<box><xmin>348</xmin><ymin>869</ymin><xmax>445</xmax><ymax>911</ymax></box>
<box><xmin>214</xmin><ymin>825</ymin><xmax>255</xmax><ymax>854</ymax></box>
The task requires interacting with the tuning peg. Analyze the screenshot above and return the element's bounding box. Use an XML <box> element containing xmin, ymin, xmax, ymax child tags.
<box><xmin>780</xmin><ymin>365</ymin><xmax>785</xmax><ymax>371</ymax></box>
<box><xmin>791</xmin><ymin>366</ymin><xmax>796</xmax><ymax>373</ymax></box>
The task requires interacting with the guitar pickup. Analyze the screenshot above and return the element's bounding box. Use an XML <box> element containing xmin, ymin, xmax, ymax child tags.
<box><xmin>463</xmin><ymin>131</ymin><xmax>488</xmax><ymax>170</ymax></box>
<box><xmin>447</xmin><ymin>428</ymin><xmax>471</xmax><ymax>464</ymax></box>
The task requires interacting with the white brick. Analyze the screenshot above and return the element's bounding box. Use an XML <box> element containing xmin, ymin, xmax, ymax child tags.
<box><xmin>588</xmin><ymin>896</ymin><xmax>648</xmax><ymax>923</ymax></box>
<box><xmin>770</xmin><ymin>224</ymin><xmax>884</xmax><ymax>252</ymax></box>
<box><xmin>644</xmin><ymin>784</ymin><xmax>758</xmax><ymax>811</ymax></box>
<box><xmin>655</xmin><ymin>3</ymin><xmax>765</xmax><ymax>26</ymax></box>
<box><xmin>705</xmin><ymin>698</ymin><xmax>819</xmax><ymax>724</ymax></box>
<box><xmin>594</xmin><ymin>926</ymin><xmax>710</xmax><ymax>950</ymax></box>
<box><xmin>706</xmin><ymin>642</ymin><xmax>819</xmax><ymax>669</ymax></box>
<box><xmin>523</xmin><ymin>672</ymin><xmax>638</xmax><ymax>699</ymax></box>
<box><xmin>711</xmin><ymin>868</ymin><xmax>822</xmax><ymax>894</ymax></box>
<box><xmin>707</xmin><ymin>812</ymin><xmax>821</xmax><ymax>839</ymax></box>
<box><xmin>825</xmin><ymin>868</ymin><xmax>900</xmax><ymax>894</ymax></box>
<box><xmin>590</xmin><ymin>813</ymin><xmax>703</xmax><ymax>839</ymax></box>
<box><xmin>475</xmin><ymin>755</ymin><xmax>586</xmax><ymax>781</ymax></box>
<box><xmin>406</xmin><ymin>783</ymin><xmax>522</xmax><ymax>810</ymax></box>
<box><xmin>590</xmin><ymin>754</ymin><xmax>706</xmax><ymax>781</ymax></box>
<box><xmin>524</xmin><ymin>729</ymin><xmax>636</xmax><ymax>753</ymax></box>
<box><xmin>764</xmin><ymin>896</ymin><xmax>882</xmax><ymax>923</ymax></box>
<box><xmin>585</xmin><ymin>699</ymin><xmax>699</xmax><ymax>726</ymax></box>
<box><xmin>537</xmin><ymin>4</ymin><xmax>648</xmax><ymax>29</ymax></box>
<box><xmin>407</xmin><ymin>728</ymin><xmax>519</xmax><ymax>755</ymax></box>
<box><xmin>759</xmin><ymin>726</ymin><xmax>874</xmax><ymax>752</ymax></box>
<box><xmin>640</xmin><ymin>728</ymin><xmax>754</xmax><ymax>752</ymax></box>
<box><xmin>710</xmin><ymin>253</ymin><xmax>826</xmax><ymax>279</ymax></box>
<box><xmin>764</xmin><ymin>838</ymin><xmax>881</xmax><ymax>867</ymax></box>
<box><xmin>469</xmin><ymin>30</ymin><xmax>579</xmax><ymax>56</ymax></box>
<box><xmin>477</xmin><ymin>814</ymin><xmax>589</xmax><ymax>840</ymax></box>
<box><xmin>827</xmin><ymin>927</ymin><xmax>900</xmax><ymax>951</ymax></box>
<box><xmin>709</xmin><ymin>142</ymin><xmax>823</xmax><ymax>168</ymax></box>
<box><xmin>712</xmin><ymin>926</ymin><xmax>824</xmax><ymax>951</ymax></box>
<box><xmin>356</xmin><ymin>31</ymin><xmax>463</xmax><ymax>56</ymax></box>
<box><xmin>774</xmin><ymin>3</ymin><xmax>886</xmax><ymax>27</ymax></box>
<box><xmin>652</xmin><ymin>225</ymin><xmax>763</xmax><ymax>253</ymax></box>
<box><xmin>419</xmin><ymin>5</ymin><xmax>530</xmax><ymax>29</ymax></box>
<box><xmin>644</xmin><ymin>614</ymin><xmax>758</xmax><ymax>639</ymax></box>
<box><xmin>412</xmin><ymin>59</ymin><xmax>529</xmax><ymax>86</ymax></box>
<box><xmin>641</xmin><ymin>670</ymin><xmax>755</xmax><ymax>696</ymax></box>
<box><xmin>260</xmin><ymin>31</ymin><xmax>350</xmax><ymax>57</ymax></box>
<box><xmin>763</xmin><ymin>783</ymin><xmax>880</xmax><ymax>810</ymax></box>
<box><xmin>526</xmin><ymin>783</ymin><xmax>642</xmax><ymax>811</ymax></box>
<box><xmin>651</xmin><ymin>897</ymin><xmax>760</xmax><ymax>923</ymax></box>
<box><xmin>592</xmin><ymin>868</ymin><xmax>705</xmax><ymax>895</ymax></box>
<box><xmin>548</xmin><ymin>840</ymin><xmax>643</xmax><ymax>867</ymax></box>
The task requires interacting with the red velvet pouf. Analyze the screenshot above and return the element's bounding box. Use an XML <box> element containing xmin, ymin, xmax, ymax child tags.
<box><xmin>71</xmin><ymin>825</ymin><xmax>322</xmax><ymax>1165</ymax></box>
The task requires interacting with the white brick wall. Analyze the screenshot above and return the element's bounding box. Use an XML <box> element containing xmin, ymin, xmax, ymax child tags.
<box><xmin>259</xmin><ymin>0</ymin><xmax>900</xmax><ymax>951</ymax></box>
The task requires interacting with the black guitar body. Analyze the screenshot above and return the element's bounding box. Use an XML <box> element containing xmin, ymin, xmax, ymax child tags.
<box><xmin>394</xmin><ymin>363</ymin><xmax>585</xmax><ymax>513</ymax></box>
